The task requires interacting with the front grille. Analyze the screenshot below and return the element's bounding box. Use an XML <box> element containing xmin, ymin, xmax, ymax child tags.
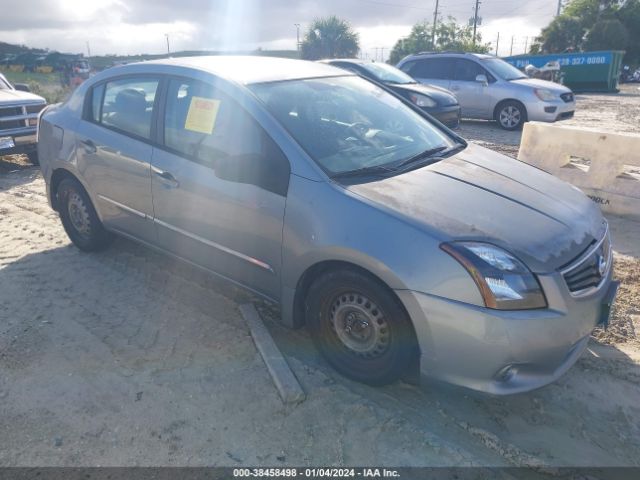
<box><xmin>561</xmin><ymin>226</ymin><xmax>611</xmax><ymax>295</ymax></box>
<box><xmin>559</xmin><ymin>111</ymin><xmax>574</xmax><ymax>119</ymax></box>
<box><xmin>0</xmin><ymin>105</ymin><xmax>24</xmax><ymax>131</ymax></box>
<box><xmin>561</xmin><ymin>92</ymin><xmax>574</xmax><ymax>103</ymax></box>
<box><xmin>26</xmin><ymin>104</ymin><xmax>46</xmax><ymax>115</ymax></box>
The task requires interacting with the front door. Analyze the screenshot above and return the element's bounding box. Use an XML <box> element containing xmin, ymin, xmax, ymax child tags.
<box><xmin>448</xmin><ymin>59</ymin><xmax>491</xmax><ymax>118</ymax></box>
<box><xmin>150</xmin><ymin>77</ymin><xmax>290</xmax><ymax>299</ymax></box>
<box><xmin>75</xmin><ymin>76</ymin><xmax>160</xmax><ymax>243</ymax></box>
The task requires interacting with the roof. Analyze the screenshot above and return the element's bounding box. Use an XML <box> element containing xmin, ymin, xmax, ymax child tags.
<box><xmin>141</xmin><ymin>55</ymin><xmax>352</xmax><ymax>85</ymax></box>
<box><xmin>403</xmin><ymin>52</ymin><xmax>495</xmax><ymax>60</ymax></box>
<box><xmin>320</xmin><ymin>58</ymin><xmax>368</xmax><ymax>65</ymax></box>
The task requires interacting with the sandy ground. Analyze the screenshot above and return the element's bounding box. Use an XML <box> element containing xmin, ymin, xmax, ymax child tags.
<box><xmin>1</xmin><ymin>86</ymin><xmax>640</xmax><ymax>468</ymax></box>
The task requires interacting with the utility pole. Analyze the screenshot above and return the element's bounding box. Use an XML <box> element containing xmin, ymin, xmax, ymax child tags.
<box><xmin>472</xmin><ymin>0</ymin><xmax>481</xmax><ymax>46</ymax></box>
<box><xmin>510</xmin><ymin>36</ymin><xmax>514</xmax><ymax>56</ymax></box>
<box><xmin>524</xmin><ymin>36</ymin><xmax>529</xmax><ymax>54</ymax></box>
<box><xmin>432</xmin><ymin>0</ymin><xmax>440</xmax><ymax>50</ymax></box>
<box><xmin>164</xmin><ymin>34</ymin><xmax>170</xmax><ymax>56</ymax></box>
<box><xmin>86</xmin><ymin>41</ymin><xmax>91</xmax><ymax>59</ymax></box>
<box><xmin>294</xmin><ymin>23</ymin><xmax>301</xmax><ymax>51</ymax></box>
<box><xmin>556</xmin><ymin>0</ymin><xmax>563</xmax><ymax>16</ymax></box>
<box><xmin>380</xmin><ymin>47</ymin><xmax>386</xmax><ymax>62</ymax></box>
<box><xmin>495</xmin><ymin>32</ymin><xmax>500</xmax><ymax>56</ymax></box>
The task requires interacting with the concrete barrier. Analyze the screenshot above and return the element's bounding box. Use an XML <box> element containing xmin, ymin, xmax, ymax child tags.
<box><xmin>518</xmin><ymin>122</ymin><xmax>640</xmax><ymax>221</ymax></box>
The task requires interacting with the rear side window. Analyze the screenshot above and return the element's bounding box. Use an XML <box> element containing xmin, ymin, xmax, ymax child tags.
<box><xmin>453</xmin><ymin>59</ymin><xmax>486</xmax><ymax>82</ymax></box>
<box><xmin>97</xmin><ymin>77</ymin><xmax>159</xmax><ymax>140</ymax></box>
<box><xmin>163</xmin><ymin>77</ymin><xmax>290</xmax><ymax>196</ymax></box>
<box><xmin>407</xmin><ymin>58</ymin><xmax>454</xmax><ymax>80</ymax></box>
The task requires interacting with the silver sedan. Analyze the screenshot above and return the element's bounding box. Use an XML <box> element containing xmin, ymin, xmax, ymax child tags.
<box><xmin>37</xmin><ymin>56</ymin><xmax>617</xmax><ymax>394</ymax></box>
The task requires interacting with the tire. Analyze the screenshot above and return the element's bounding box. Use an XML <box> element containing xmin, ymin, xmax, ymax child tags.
<box><xmin>57</xmin><ymin>178</ymin><xmax>114</xmax><ymax>252</ymax></box>
<box><xmin>305</xmin><ymin>269</ymin><xmax>417</xmax><ymax>385</ymax></box>
<box><xmin>495</xmin><ymin>100</ymin><xmax>527</xmax><ymax>131</ymax></box>
<box><xmin>27</xmin><ymin>150</ymin><xmax>39</xmax><ymax>166</ymax></box>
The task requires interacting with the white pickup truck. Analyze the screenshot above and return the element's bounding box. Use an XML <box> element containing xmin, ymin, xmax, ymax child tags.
<box><xmin>0</xmin><ymin>72</ymin><xmax>47</xmax><ymax>164</ymax></box>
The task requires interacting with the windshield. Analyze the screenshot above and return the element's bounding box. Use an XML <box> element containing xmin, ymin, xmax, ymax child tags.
<box><xmin>482</xmin><ymin>58</ymin><xmax>527</xmax><ymax>81</ymax></box>
<box><xmin>0</xmin><ymin>75</ymin><xmax>11</xmax><ymax>89</ymax></box>
<box><xmin>250</xmin><ymin>76</ymin><xmax>456</xmax><ymax>176</ymax></box>
<box><xmin>361</xmin><ymin>63</ymin><xmax>416</xmax><ymax>85</ymax></box>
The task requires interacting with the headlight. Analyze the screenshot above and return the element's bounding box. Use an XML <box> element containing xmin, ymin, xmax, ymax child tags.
<box><xmin>441</xmin><ymin>242</ymin><xmax>547</xmax><ymax>310</ymax></box>
<box><xmin>409</xmin><ymin>93</ymin><xmax>437</xmax><ymax>108</ymax></box>
<box><xmin>534</xmin><ymin>88</ymin><xmax>557</xmax><ymax>102</ymax></box>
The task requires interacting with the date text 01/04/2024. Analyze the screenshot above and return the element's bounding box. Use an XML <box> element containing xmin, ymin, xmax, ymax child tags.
<box><xmin>232</xmin><ymin>468</ymin><xmax>401</xmax><ymax>478</ymax></box>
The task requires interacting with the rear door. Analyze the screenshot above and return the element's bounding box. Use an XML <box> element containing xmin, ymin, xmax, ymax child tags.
<box><xmin>150</xmin><ymin>76</ymin><xmax>290</xmax><ymax>299</ymax></box>
<box><xmin>75</xmin><ymin>76</ymin><xmax>160</xmax><ymax>243</ymax></box>
<box><xmin>400</xmin><ymin>57</ymin><xmax>453</xmax><ymax>91</ymax></box>
<box><xmin>449</xmin><ymin>59</ymin><xmax>492</xmax><ymax>118</ymax></box>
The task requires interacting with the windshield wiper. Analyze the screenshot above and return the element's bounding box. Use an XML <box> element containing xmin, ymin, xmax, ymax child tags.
<box><xmin>395</xmin><ymin>143</ymin><xmax>466</xmax><ymax>171</ymax></box>
<box><xmin>331</xmin><ymin>164</ymin><xmax>397</xmax><ymax>179</ymax></box>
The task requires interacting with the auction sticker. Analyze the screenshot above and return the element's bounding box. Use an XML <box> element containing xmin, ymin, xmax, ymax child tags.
<box><xmin>184</xmin><ymin>96</ymin><xmax>221</xmax><ymax>134</ymax></box>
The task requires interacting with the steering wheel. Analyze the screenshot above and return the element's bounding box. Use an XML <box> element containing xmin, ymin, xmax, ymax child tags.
<box><xmin>348</xmin><ymin>121</ymin><xmax>372</xmax><ymax>138</ymax></box>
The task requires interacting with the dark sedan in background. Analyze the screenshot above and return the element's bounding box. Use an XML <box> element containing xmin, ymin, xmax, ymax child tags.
<box><xmin>322</xmin><ymin>59</ymin><xmax>461</xmax><ymax>129</ymax></box>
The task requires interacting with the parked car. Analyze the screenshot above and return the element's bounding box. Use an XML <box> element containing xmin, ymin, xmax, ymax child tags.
<box><xmin>321</xmin><ymin>59</ymin><xmax>461</xmax><ymax>129</ymax></box>
<box><xmin>0</xmin><ymin>72</ymin><xmax>47</xmax><ymax>164</ymax></box>
<box><xmin>37</xmin><ymin>57</ymin><xmax>617</xmax><ymax>394</ymax></box>
<box><xmin>397</xmin><ymin>52</ymin><xmax>576</xmax><ymax>130</ymax></box>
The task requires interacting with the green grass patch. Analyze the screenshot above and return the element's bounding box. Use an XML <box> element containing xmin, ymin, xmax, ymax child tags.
<box><xmin>1</xmin><ymin>70</ymin><xmax>61</xmax><ymax>87</ymax></box>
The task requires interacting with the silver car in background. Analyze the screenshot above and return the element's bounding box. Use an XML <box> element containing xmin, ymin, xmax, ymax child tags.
<box><xmin>397</xmin><ymin>52</ymin><xmax>576</xmax><ymax>130</ymax></box>
<box><xmin>37</xmin><ymin>56</ymin><xmax>616</xmax><ymax>394</ymax></box>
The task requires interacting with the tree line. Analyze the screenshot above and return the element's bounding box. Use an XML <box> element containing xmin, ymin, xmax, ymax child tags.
<box><xmin>301</xmin><ymin>1</ymin><xmax>640</xmax><ymax>65</ymax></box>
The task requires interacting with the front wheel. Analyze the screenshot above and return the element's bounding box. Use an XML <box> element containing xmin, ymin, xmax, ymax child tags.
<box><xmin>495</xmin><ymin>100</ymin><xmax>527</xmax><ymax>131</ymax></box>
<box><xmin>305</xmin><ymin>269</ymin><xmax>417</xmax><ymax>385</ymax></box>
<box><xmin>57</xmin><ymin>178</ymin><xmax>114</xmax><ymax>252</ymax></box>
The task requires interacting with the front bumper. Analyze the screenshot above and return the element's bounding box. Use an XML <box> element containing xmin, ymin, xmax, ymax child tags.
<box><xmin>426</xmin><ymin>104</ymin><xmax>462</xmax><ymax>129</ymax></box>
<box><xmin>527</xmin><ymin>99</ymin><xmax>576</xmax><ymax>123</ymax></box>
<box><xmin>397</xmin><ymin>269</ymin><xmax>616</xmax><ymax>395</ymax></box>
<box><xmin>0</xmin><ymin>132</ymin><xmax>38</xmax><ymax>156</ymax></box>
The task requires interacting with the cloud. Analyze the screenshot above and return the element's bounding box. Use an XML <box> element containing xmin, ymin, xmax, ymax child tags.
<box><xmin>0</xmin><ymin>0</ymin><xmax>559</xmax><ymax>57</ymax></box>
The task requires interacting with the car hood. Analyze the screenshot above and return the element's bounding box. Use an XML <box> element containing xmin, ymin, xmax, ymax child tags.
<box><xmin>0</xmin><ymin>88</ymin><xmax>46</xmax><ymax>104</ymax></box>
<box><xmin>346</xmin><ymin>144</ymin><xmax>604</xmax><ymax>273</ymax></box>
<box><xmin>389</xmin><ymin>82</ymin><xmax>458</xmax><ymax>106</ymax></box>
<box><xmin>509</xmin><ymin>77</ymin><xmax>572</xmax><ymax>94</ymax></box>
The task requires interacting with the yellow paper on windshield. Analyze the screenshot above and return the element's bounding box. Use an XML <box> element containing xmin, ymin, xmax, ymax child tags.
<box><xmin>184</xmin><ymin>97</ymin><xmax>221</xmax><ymax>134</ymax></box>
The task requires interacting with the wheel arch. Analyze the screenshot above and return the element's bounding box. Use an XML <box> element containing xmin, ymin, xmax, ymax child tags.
<box><xmin>49</xmin><ymin>167</ymin><xmax>94</xmax><ymax>213</ymax></box>
<box><xmin>289</xmin><ymin>259</ymin><xmax>421</xmax><ymax>382</ymax></box>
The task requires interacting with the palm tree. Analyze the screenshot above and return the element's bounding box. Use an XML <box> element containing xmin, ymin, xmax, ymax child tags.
<box><xmin>301</xmin><ymin>16</ymin><xmax>360</xmax><ymax>60</ymax></box>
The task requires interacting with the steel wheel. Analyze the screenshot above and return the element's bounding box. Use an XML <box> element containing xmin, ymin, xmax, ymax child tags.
<box><xmin>330</xmin><ymin>293</ymin><xmax>390</xmax><ymax>359</ymax></box>
<box><xmin>57</xmin><ymin>177</ymin><xmax>114</xmax><ymax>252</ymax></box>
<box><xmin>67</xmin><ymin>191</ymin><xmax>92</xmax><ymax>237</ymax></box>
<box><xmin>306</xmin><ymin>269</ymin><xmax>418</xmax><ymax>385</ymax></box>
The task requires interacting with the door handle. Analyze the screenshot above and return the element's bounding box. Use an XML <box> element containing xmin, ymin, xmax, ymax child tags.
<box><xmin>80</xmin><ymin>139</ymin><xmax>97</xmax><ymax>154</ymax></box>
<box><xmin>152</xmin><ymin>167</ymin><xmax>179</xmax><ymax>188</ymax></box>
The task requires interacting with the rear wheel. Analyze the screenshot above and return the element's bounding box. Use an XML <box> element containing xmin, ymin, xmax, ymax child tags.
<box><xmin>57</xmin><ymin>178</ymin><xmax>114</xmax><ymax>252</ymax></box>
<box><xmin>495</xmin><ymin>100</ymin><xmax>527</xmax><ymax>131</ymax></box>
<box><xmin>305</xmin><ymin>269</ymin><xmax>417</xmax><ymax>385</ymax></box>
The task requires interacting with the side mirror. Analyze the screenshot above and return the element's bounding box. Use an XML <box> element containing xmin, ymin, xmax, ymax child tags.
<box><xmin>14</xmin><ymin>83</ymin><xmax>31</xmax><ymax>92</ymax></box>
<box><xmin>475</xmin><ymin>74</ymin><xmax>488</xmax><ymax>85</ymax></box>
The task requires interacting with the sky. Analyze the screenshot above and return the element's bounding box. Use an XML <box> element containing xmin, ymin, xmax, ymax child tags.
<box><xmin>0</xmin><ymin>0</ymin><xmax>562</xmax><ymax>60</ymax></box>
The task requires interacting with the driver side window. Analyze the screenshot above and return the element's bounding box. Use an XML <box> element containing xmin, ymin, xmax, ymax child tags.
<box><xmin>163</xmin><ymin>78</ymin><xmax>290</xmax><ymax>196</ymax></box>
